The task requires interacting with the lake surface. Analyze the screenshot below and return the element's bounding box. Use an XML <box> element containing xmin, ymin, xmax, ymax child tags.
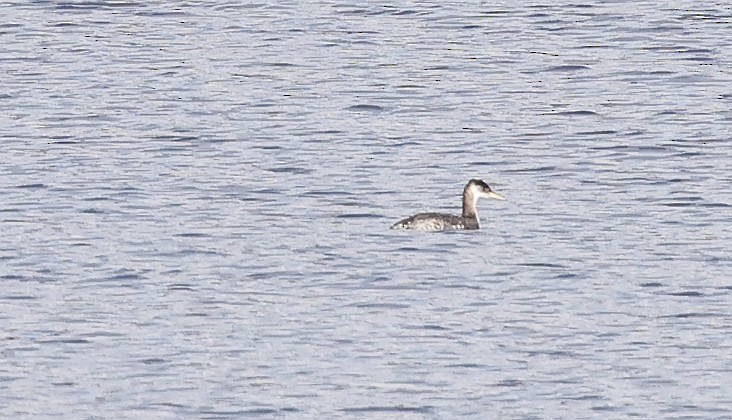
<box><xmin>2</xmin><ymin>1</ymin><xmax>732</xmax><ymax>418</ymax></box>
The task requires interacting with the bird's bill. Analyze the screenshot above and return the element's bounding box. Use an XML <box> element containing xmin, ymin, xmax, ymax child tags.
<box><xmin>486</xmin><ymin>191</ymin><xmax>505</xmax><ymax>200</ymax></box>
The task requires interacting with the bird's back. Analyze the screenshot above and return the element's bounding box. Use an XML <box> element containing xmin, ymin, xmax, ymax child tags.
<box><xmin>390</xmin><ymin>212</ymin><xmax>478</xmax><ymax>231</ymax></box>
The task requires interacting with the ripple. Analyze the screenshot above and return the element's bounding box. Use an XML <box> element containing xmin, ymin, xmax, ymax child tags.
<box><xmin>668</xmin><ymin>291</ymin><xmax>704</xmax><ymax>297</ymax></box>
<box><xmin>340</xmin><ymin>405</ymin><xmax>432</xmax><ymax>413</ymax></box>
<box><xmin>546</xmin><ymin>110</ymin><xmax>599</xmax><ymax>116</ymax></box>
<box><xmin>544</xmin><ymin>65</ymin><xmax>591</xmax><ymax>72</ymax></box>
<box><xmin>346</xmin><ymin>104</ymin><xmax>384</xmax><ymax>112</ymax></box>
<box><xmin>659</xmin><ymin>312</ymin><xmax>725</xmax><ymax>319</ymax></box>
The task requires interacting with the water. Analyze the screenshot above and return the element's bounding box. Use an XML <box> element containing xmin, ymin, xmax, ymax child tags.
<box><xmin>2</xmin><ymin>1</ymin><xmax>732</xmax><ymax>418</ymax></box>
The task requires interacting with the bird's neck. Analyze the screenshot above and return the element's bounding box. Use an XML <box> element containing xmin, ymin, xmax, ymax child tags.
<box><xmin>462</xmin><ymin>188</ymin><xmax>479</xmax><ymax>218</ymax></box>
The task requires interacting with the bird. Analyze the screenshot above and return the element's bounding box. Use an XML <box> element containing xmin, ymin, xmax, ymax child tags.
<box><xmin>391</xmin><ymin>179</ymin><xmax>504</xmax><ymax>231</ymax></box>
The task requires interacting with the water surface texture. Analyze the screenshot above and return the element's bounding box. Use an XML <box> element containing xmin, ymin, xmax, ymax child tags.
<box><xmin>2</xmin><ymin>1</ymin><xmax>732</xmax><ymax>419</ymax></box>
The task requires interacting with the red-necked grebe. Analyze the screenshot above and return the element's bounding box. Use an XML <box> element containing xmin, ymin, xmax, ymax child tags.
<box><xmin>391</xmin><ymin>179</ymin><xmax>505</xmax><ymax>231</ymax></box>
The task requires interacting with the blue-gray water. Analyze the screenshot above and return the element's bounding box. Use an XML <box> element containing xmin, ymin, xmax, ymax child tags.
<box><xmin>2</xmin><ymin>2</ymin><xmax>732</xmax><ymax>419</ymax></box>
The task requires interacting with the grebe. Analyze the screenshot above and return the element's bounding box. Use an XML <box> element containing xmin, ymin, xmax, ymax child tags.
<box><xmin>391</xmin><ymin>179</ymin><xmax>505</xmax><ymax>231</ymax></box>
